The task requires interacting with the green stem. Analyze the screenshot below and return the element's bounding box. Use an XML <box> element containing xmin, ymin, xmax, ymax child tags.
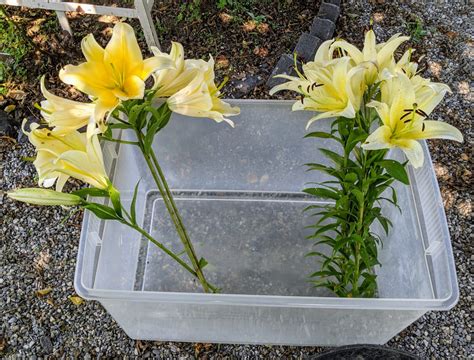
<box><xmin>122</xmin><ymin>218</ymin><xmax>198</xmax><ymax>278</ymax></box>
<box><xmin>134</xmin><ymin>129</ymin><xmax>214</xmax><ymax>293</ymax></box>
<box><xmin>99</xmin><ymin>136</ymin><xmax>139</xmax><ymax>146</ymax></box>
<box><xmin>149</xmin><ymin>149</ymin><xmax>214</xmax><ymax>294</ymax></box>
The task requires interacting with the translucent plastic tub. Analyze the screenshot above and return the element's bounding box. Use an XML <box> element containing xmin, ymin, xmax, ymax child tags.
<box><xmin>74</xmin><ymin>100</ymin><xmax>458</xmax><ymax>346</ymax></box>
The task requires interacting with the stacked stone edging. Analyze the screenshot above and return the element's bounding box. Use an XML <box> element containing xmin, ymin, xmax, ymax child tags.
<box><xmin>266</xmin><ymin>0</ymin><xmax>341</xmax><ymax>88</ymax></box>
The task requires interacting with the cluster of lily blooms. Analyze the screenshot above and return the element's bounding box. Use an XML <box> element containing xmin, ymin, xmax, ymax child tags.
<box><xmin>271</xmin><ymin>28</ymin><xmax>463</xmax><ymax>167</ymax></box>
<box><xmin>10</xmin><ymin>22</ymin><xmax>463</xmax><ymax>205</ymax></box>
<box><xmin>21</xmin><ymin>23</ymin><xmax>240</xmax><ymax>199</ymax></box>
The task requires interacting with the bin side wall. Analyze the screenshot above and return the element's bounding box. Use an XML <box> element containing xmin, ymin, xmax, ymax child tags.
<box><xmin>100</xmin><ymin>300</ymin><xmax>426</xmax><ymax>346</ymax></box>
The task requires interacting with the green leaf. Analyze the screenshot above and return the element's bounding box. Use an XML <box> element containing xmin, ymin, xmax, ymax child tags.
<box><xmin>142</xmin><ymin>107</ymin><xmax>171</xmax><ymax>155</ymax></box>
<box><xmin>102</xmin><ymin>126</ymin><xmax>113</xmax><ymax>140</ymax></box>
<box><xmin>305</xmin><ymin>131</ymin><xmax>333</xmax><ymax>139</ymax></box>
<box><xmin>377</xmin><ymin>160</ymin><xmax>410</xmax><ymax>185</ymax></box>
<box><xmin>309</xmin><ymin>270</ymin><xmax>336</xmax><ymax>278</ymax></box>
<box><xmin>109</xmin><ymin>122</ymin><xmax>131</xmax><ymax>130</ymax></box>
<box><xmin>127</xmin><ymin>103</ymin><xmax>146</xmax><ymax>127</ymax></box>
<box><xmin>143</xmin><ymin>121</ymin><xmax>161</xmax><ymax>155</ymax></box>
<box><xmin>198</xmin><ymin>257</ymin><xmax>208</xmax><ymax>269</ymax></box>
<box><xmin>309</xmin><ymin>222</ymin><xmax>340</xmax><ymax>239</ymax></box>
<box><xmin>130</xmin><ymin>180</ymin><xmax>141</xmax><ymax>225</ymax></box>
<box><xmin>391</xmin><ymin>186</ymin><xmax>398</xmax><ymax>205</ymax></box>
<box><xmin>345</xmin><ymin>129</ymin><xmax>367</xmax><ymax>154</ymax></box>
<box><xmin>84</xmin><ymin>203</ymin><xmax>122</xmax><ymax>221</ymax></box>
<box><xmin>344</xmin><ymin>172</ymin><xmax>358</xmax><ymax>183</ymax></box>
<box><xmin>108</xmin><ymin>186</ymin><xmax>122</xmax><ymax>217</ymax></box>
<box><xmin>376</xmin><ymin>214</ymin><xmax>392</xmax><ymax>235</ymax></box>
<box><xmin>72</xmin><ymin>188</ymin><xmax>109</xmax><ymax>199</ymax></box>
<box><xmin>146</xmin><ymin>105</ymin><xmax>171</xmax><ymax>131</ymax></box>
<box><xmin>305</xmin><ymin>251</ymin><xmax>329</xmax><ymax>258</ymax></box>
<box><xmin>305</xmin><ymin>163</ymin><xmax>343</xmax><ymax>180</ymax></box>
<box><xmin>337</xmin><ymin>119</ymin><xmax>350</xmax><ymax>137</ymax></box>
<box><xmin>319</xmin><ymin>148</ymin><xmax>345</xmax><ymax>167</ymax></box>
<box><xmin>303</xmin><ymin>187</ymin><xmax>340</xmax><ymax>201</ymax></box>
<box><xmin>305</xmin><ymin>131</ymin><xmax>341</xmax><ymax>143</ymax></box>
<box><xmin>351</xmin><ymin>188</ymin><xmax>365</xmax><ymax>205</ymax></box>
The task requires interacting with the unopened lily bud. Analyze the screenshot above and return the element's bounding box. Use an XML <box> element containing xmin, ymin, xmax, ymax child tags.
<box><xmin>8</xmin><ymin>188</ymin><xmax>83</xmax><ymax>206</ymax></box>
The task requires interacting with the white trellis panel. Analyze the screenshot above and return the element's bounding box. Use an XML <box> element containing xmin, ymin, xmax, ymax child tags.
<box><xmin>0</xmin><ymin>0</ymin><xmax>160</xmax><ymax>49</ymax></box>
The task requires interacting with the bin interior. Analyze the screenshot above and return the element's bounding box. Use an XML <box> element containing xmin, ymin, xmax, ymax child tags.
<box><xmin>76</xmin><ymin>100</ymin><xmax>457</xmax><ymax>310</ymax></box>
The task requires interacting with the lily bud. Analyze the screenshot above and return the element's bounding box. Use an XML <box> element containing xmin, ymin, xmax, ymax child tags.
<box><xmin>8</xmin><ymin>188</ymin><xmax>83</xmax><ymax>206</ymax></box>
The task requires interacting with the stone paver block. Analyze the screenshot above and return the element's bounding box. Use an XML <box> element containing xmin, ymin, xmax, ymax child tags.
<box><xmin>310</xmin><ymin>17</ymin><xmax>336</xmax><ymax>40</ymax></box>
<box><xmin>294</xmin><ymin>32</ymin><xmax>323</xmax><ymax>63</ymax></box>
<box><xmin>318</xmin><ymin>2</ymin><xmax>340</xmax><ymax>23</ymax></box>
<box><xmin>266</xmin><ymin>54</ymin><xmax>300</xmax><ymax>89</ymax></box>
<box><xmin>324</xmin><ymin>0</ymin><xmax>341</xmax><ymax>6</ymax></box>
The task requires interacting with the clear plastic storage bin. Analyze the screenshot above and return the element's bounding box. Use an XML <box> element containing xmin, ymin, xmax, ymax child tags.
<box><xmin>75</xmin><ymin>100</ymin><xmax>458</xmax><ymax>346</ymax></box>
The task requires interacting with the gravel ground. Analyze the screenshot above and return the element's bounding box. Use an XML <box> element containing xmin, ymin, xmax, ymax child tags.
<box><xmin>1</xmin><ymin>0</ymin><xmax>473</xmax><ymax>358</ymax></box>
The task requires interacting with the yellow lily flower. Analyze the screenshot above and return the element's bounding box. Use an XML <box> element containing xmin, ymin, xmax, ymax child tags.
<box><xmin>313</xmin><ymin>39</ymin><xmax>336</xmax><ymax>65</ymax></box>
<box><xmin>270</xmin><ymin>57</ymin><xmax>366</xmax><ymax>129</ymax></box>
<box><xmin>331</xmin><ymin>30</ymin><xmax>410</xmax><ymax>84</ymax></box>
<box><xmin>151</xmin><ymin>42</ymin><xmax>201</xmax><ymax>97</ymax></box>
<box><xmin>389</xmin><ymin>48</ymin><xmax>419</xmax><ymax>78</ymax></box>
<box><xmin>166</xmin><ymin>56</ymin><xmax>240</xmax><ymax>126</ymax></box>
<box><xmin>8</xmin><ymin>188</ymin><xmax>83</xmax><ymax>206</ymax></box>
<box><xmin>362</xmin><ymin>73</ymin><xmax>463</xmax><ymax>167</ymax></box>
<box><xmin>40</xmin><ymin>76</ymin><xmax>95</xmax><ymax>135</ymax></box>
<box><xmin>24</xmin><ymin>122</ymin><xmax>109</xmax><ymax>190</ymax></box>
<box><xmin>59</xmin><ymin>22</ymin><xmax>173</xmax><ymax>131</ymax></box>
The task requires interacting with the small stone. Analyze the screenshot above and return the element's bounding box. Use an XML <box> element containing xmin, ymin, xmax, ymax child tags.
<box><xmin>39</xmin><ymin>336</ymin><xmax>53</xmax><ymax>354</ymax></box>
<box><xmin>293</xmin><ymin>33</ymin><xmax>323</xmax><ymax>63</ymax></box>
<box><xmin>0</xmin><ymin>110</ymin><xmax>14</xmax><ymax>137</ymax></box>
<box><xmin>310</xmin><ymin>18</ymin><xmax>336</xmax><ymax>40</ymax></box>
<box><xmin>230</xmin><ymin>75</ymin><xmax>264</xmax><ymax>99</ymax></box>
<box><xmin>318</xmin><ymin>2</ymin><xmax>340</xmax><ymax>23</ymax></box>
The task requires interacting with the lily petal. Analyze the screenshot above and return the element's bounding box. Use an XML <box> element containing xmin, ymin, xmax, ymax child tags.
<box><xmin>330</xmin><ymin>40</ymin><xmax>364</xmax><ymax>64</ymax></box>
<box><xmin>104</xmin><ymin>22</ymin><xmax>143</xmax><ymax>76</ymax></box>
<box><xmin>367</xmin><ymin>101</ymin><xmax>390</xmax><ymax>127</ymax></box>
<box><xmin>362</xmin><ymin>30</ymin><xmax>377</xmax><ymax>62</ymax></box>
<box><xmin>396</xmin><ymin>139</ymin><xmax>424</xmax><ymax>168</ymax></box>
<box><xmin>406</xmin><ymin>120</ymin><xmax>464</xmax><ymax>142</ymax></box>
<box><xmin>377</xmin><ymin>35</ymin><xmax>410</xmax><ymax>68</ymax></box>
<box><xmin>362</xmin><ymin>125</ymin><xmax>392</xmax><ymax>150</ymax></box>
<box><xmin>142</xmin><ymin>54</ymin><xmax>175</xmax><ymax>79</ymax></box>
<box><xmin>81</xmin><ymin>34</ymin><xmax>104</xmax><ymax>63</ymax></box>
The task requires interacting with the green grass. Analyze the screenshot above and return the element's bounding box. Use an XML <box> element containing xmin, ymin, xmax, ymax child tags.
<box><xmin>0</xmin><ymin>6</ymin><xmax>33</xmax><ymax>88</ymax></box>
<box><xmin>176</xmin><ymin>0</ymin><xmax>277</xmax><ymax>24</ymax></box>
<box><xmin>407</xmin><ymin>17</ymin><xmax>428</xmax><ymax>42</ymax></box>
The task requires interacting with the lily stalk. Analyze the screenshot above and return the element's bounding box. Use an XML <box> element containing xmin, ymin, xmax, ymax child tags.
<box><xmin>272</xmin><ymin>28</ymin><xmax>463</xmax><ymax>297</ymax></box>
<box><xmin>109</xmin><ymin>98</ymin><xmax>217</xmax><ymax>293</ymax></box>
<box><xmin>9</xmin><ymin>23</ymin><xmax>238</xmax><ymax>295</ymax></box>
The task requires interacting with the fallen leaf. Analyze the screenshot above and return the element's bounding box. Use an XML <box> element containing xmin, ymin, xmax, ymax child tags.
<box><xmin>36</xmin><ymin>287</ymin><xmax>53</xmax><ymax>296</ymax></box>
<box><xmin>253</xmin><ymin>46</ymin><xmax>269</xmax><ymax>58</ymax></box>
<box><xmin>98</xmin><ymin>15</ymin><xmax>119</xmax><ymax>24</ymax></box>
<box><xmin>257</xmin><ymin>23</ymin><xmax>270</xmax><ymax>34</ymax></box>
<box><xmin>4</xmin><ymin>104</ymin><xmax>15</xmax><ymax>113</ymax></box>
<box><xmin>7</xmin><ymin>90</ymin><xmax>26</xmax><ymax>101</ymax></box>
<box><xmin>219</xmin><ymin>12</ymin><xmax>233</xmax><ymax>24</ymax></box>
<box><xmin>446</xmin><ymin>31</ymin><xmax>458</xmax><ymax>39</ymax></box>
<box><xmin>242</xmin><ymin>20</ymin><xmax>256</xmax><ymax>32</ymax></box>
<box><xmin>0</xmin><ymin>337</ymin><xmax>6</xmax><ymax>351</ymax></box>
<box><xmin>216</xmin><ymin>55</ymin><xmax>230</xmax><ymax>69</ymax></box>
<box><xmin>46</xmin><ymin>298</ymin><xmax>55</xmax><ymax>306</ymax></box>
<box><xmin>68</xmin><ymin>295</ymin><xmax>84</xmax><ymax>306</ymax></box>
